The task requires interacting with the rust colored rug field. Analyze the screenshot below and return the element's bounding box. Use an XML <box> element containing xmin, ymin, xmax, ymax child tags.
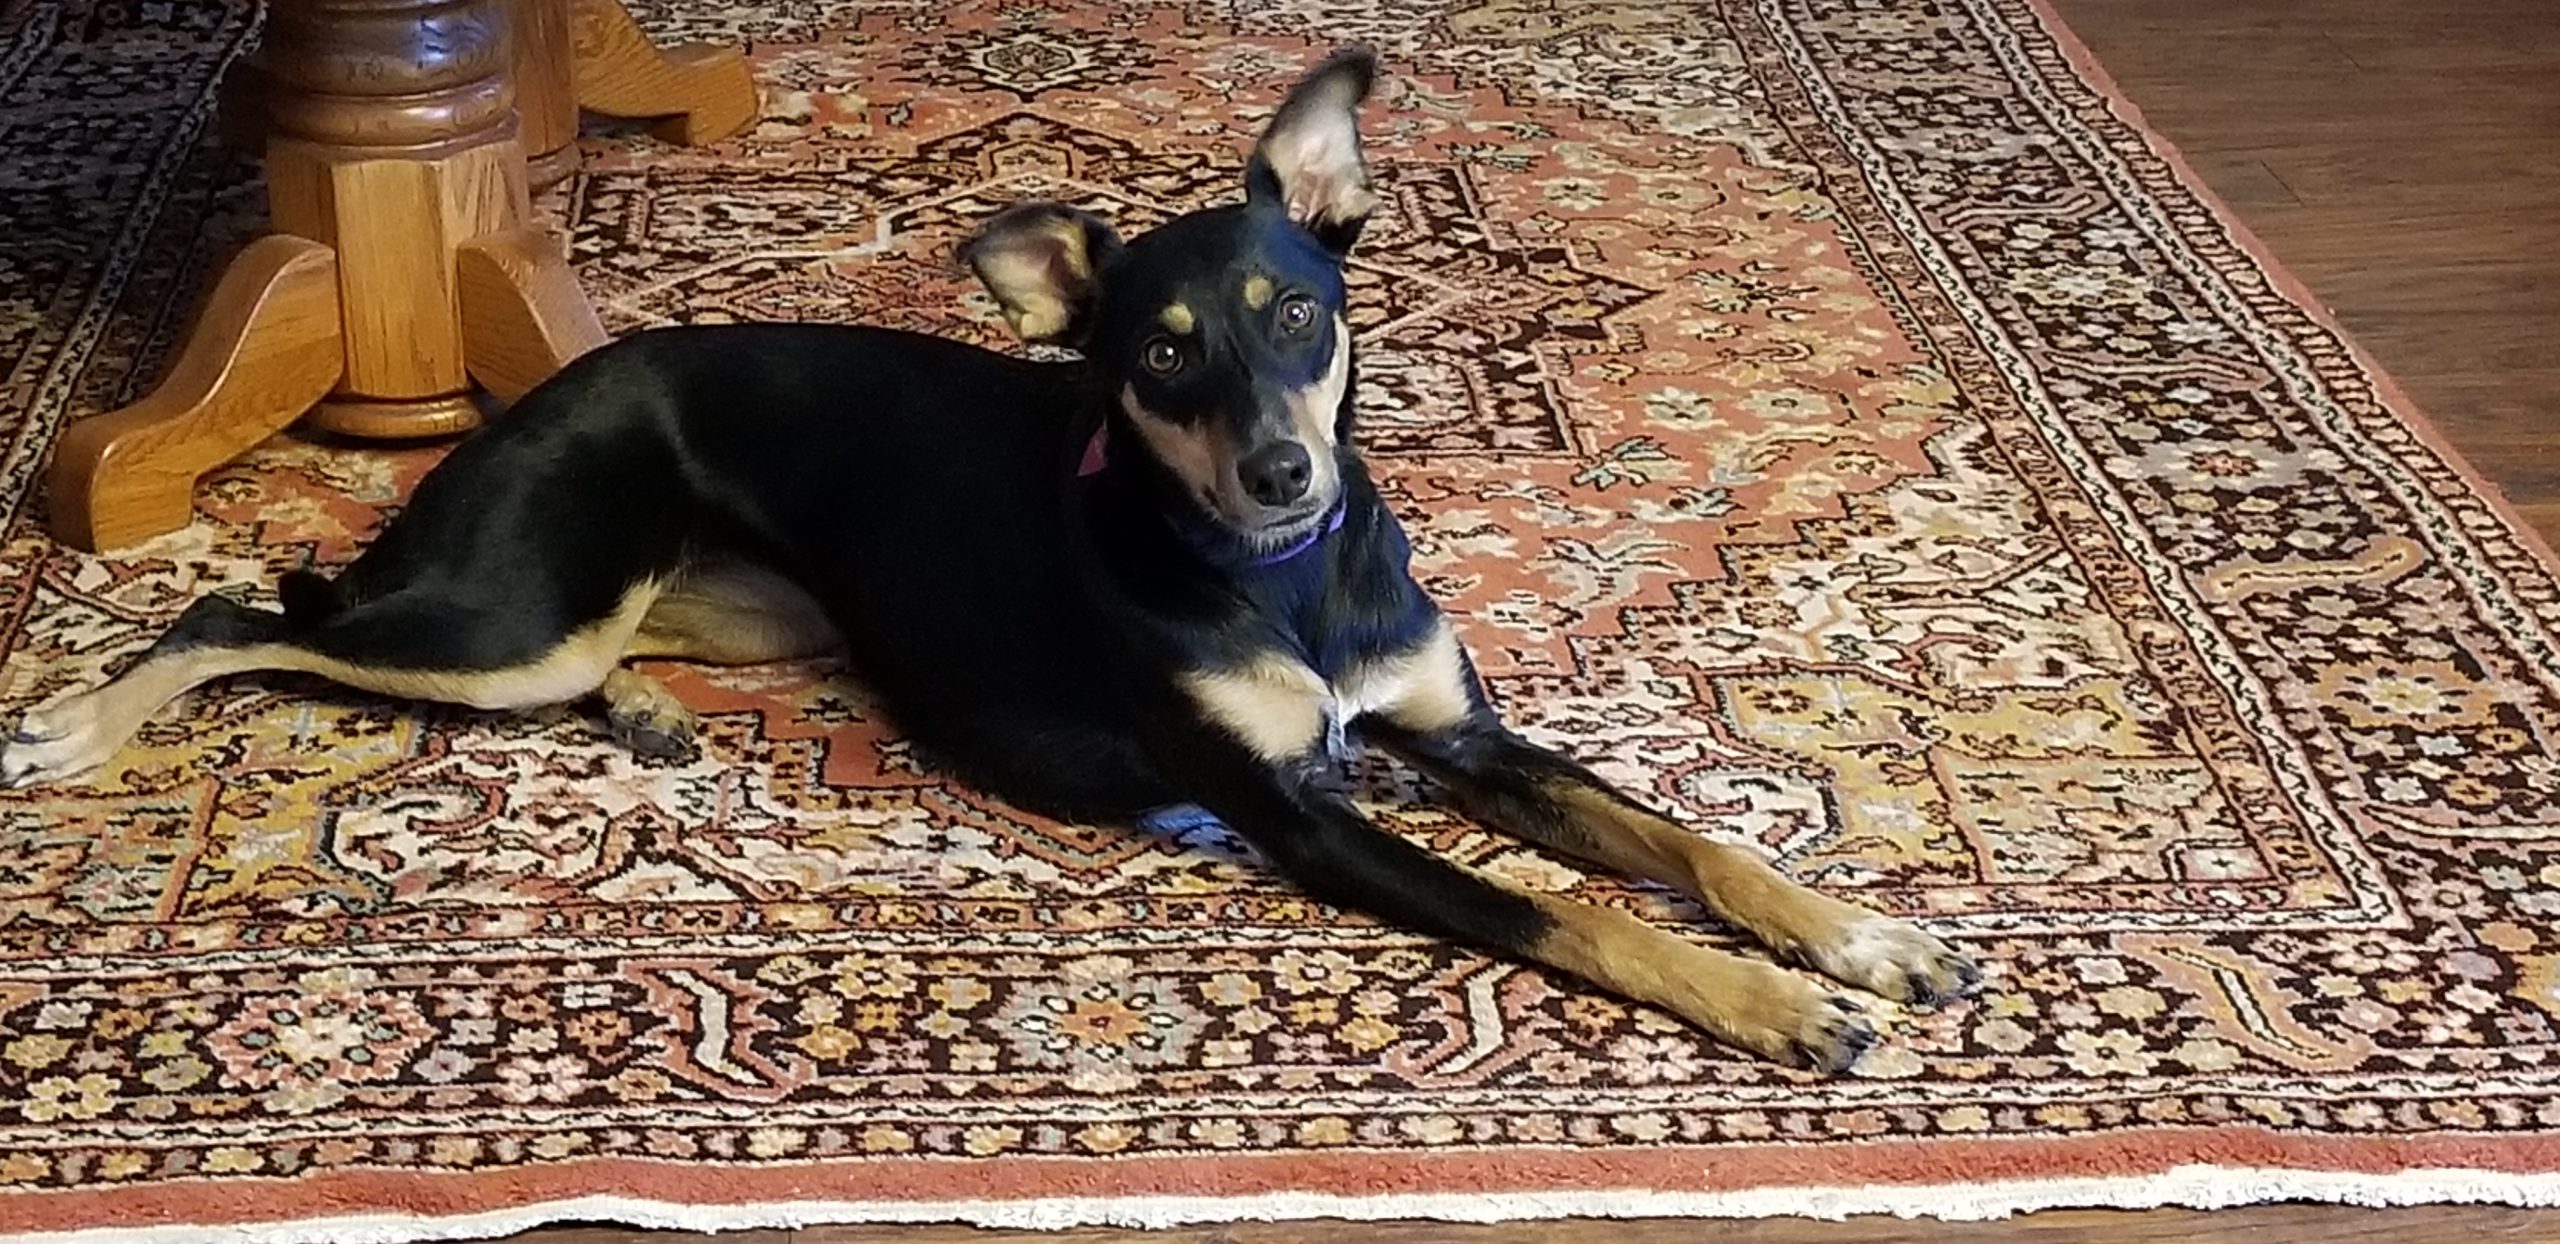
<box><xmin>5</xmin><ymin>0</ymin><xmax>2560</xmax><ymax>1239</ymax></box>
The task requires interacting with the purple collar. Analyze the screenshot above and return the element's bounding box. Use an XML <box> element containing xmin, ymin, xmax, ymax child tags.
<box><xmin>1244</xmin><ymin>499</ymin><xmax>1348</xmax><ymax>566</ymax></box>
<box><xmin>1078</xmin><ymin>422</ymin><xmax>1344</xmax><ymax>568</ymax></box>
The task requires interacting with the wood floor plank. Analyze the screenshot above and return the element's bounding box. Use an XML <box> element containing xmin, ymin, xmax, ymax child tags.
<box><xmin>2324</xmin><ymin>18</ymin><xmax>2560</xmax><ymax>73</ymax></box>
<box><xmin>2245</xmin><ymin>141</ymin><xmax>2560</xmax><ymax>207</ymax></box>
<box><xmin>2274</xmin><ymin>261</ymin><xmax>2560</xmax><ymax>321</ymax></box>
<box><xmin>2328</xmin><ymin>312</ymin><xmax>2560</xmax><ymax>385</ymax></box>
<box><xmin>2175</xmin><ymin>154</ymin><xmax>2299</xmax><ymax>209</ymax></box>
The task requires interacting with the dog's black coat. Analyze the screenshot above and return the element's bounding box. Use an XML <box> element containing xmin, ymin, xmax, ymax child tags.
<box><xmin>283</xmin><ymin>320</ymin><xmax>1405</xmax><ymax>814</ymax></box>
<box><xmin>243</xmin><ymin>309</ymin><xmax>1541</xmax><ymax>944</ymax></box>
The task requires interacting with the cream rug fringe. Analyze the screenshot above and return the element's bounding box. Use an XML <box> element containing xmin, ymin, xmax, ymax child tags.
<box><xmin>11</xmin><ymin>1163</ymin><xmax>2560</xmax><ymax>1243</ymax></box>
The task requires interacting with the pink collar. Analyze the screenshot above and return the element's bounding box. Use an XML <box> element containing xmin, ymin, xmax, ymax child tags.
<box><xmin>1078</xmin><ymin>421</ymin><xmax>1112</xmax><ymax>477</ymax></box>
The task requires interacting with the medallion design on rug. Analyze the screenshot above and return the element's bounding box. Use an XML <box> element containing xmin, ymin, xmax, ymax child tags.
<box><xmin>2</xmin><ymin>0</ymin><xmax>2558</xmax><ymax>1234</ymax></box>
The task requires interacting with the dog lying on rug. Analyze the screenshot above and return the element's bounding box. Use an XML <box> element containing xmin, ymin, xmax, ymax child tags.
<box><xmin>4</xmin><ymin>49</ymin><xmax>1976</xmax><ymax>1070</ymax></box>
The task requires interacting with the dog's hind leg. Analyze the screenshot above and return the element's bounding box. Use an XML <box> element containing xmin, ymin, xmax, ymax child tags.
<box><xmin>624</xmin><ymin>560</ymin><xmax>837</xmax><ymax>665</ymax></box>
<box><xmin>4</xmin><ymin>595</ymin><xmax>302</xmax><ymax>787</ymax></box>
<box><xmin>622</xmin><ymin>558</ymin><xmax>839</xmax><ymax>665</ymax></box>
<box><xmin>4</xmin><ymin>579</ymin><xmax>667</xmax><ymax>788</ymax></box>
<box><xmin>591</xmin><ymin>559</ymin><xmax>839</xmax><ymax>761</ymax></box>
<box><xmin>1352</xmin><ymin>617</ymin><xmax>1981</xmax><ymax>1010</ymax></box>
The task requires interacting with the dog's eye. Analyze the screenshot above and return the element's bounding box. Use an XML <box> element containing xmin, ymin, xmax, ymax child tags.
<box><xmin>1277</xmin><ymin>294</ymin><xmax>1317</xmax><ymax>335</ymax></box>
<box><xmin>1141</xmin><ymin>337</ymin><xmax>1182</xmax><ymax>376</ymax></box>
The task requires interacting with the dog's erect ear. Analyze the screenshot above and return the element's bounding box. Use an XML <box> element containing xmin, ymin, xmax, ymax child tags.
<box><xmin>962</xmin><ymin>202</ymin><xmax>1125</xmax><ymax>346</ymax></box>
<box><xmin>1245</xmin><ymin>47</ymin><xmax>1379</xmax><ymax>254</ymax></box>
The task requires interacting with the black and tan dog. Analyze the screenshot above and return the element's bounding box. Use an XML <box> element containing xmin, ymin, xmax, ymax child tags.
<box><xmin>4</xmin><ymin>50</ymin><xmax>1973</xmax><ymax>1069</ymax></box>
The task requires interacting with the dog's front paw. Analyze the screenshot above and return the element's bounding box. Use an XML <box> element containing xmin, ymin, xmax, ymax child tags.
<box><xmin>1638</xmin><ymin>944</ymin><xmax>1879</xmax><ymax>1073</ymax></box>
<box><xmin>1774</xmin><ymin>990</ymin><xmax>1878</xmax><ymax>1073</ymax></box>
<box><xmin>1713</xmin><ymin>968</ymin><xmax>1877</xmax><ymax>1073</ymax></box>
<box><xmin>1799</xmin><ymin>912</ymin><xmax>1980</xmax><ymax>1010</ymax></box>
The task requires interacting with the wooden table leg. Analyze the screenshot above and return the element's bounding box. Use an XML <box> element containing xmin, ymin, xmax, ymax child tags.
<box><xmin>514</xmin><ymin>0</ymin><xmax>582</xmax><ymax>189</ymax></box>
<box><xmin>517</xmin><ymin>0</ymin><xmax>767</xmax><ymax>189</ymax></box>
<box><xmin>208</xmin><ymin>0</ymin><xmax>757</xmax><ymax>199</ymax></box>
<box><xmin>259</xmin><ymin>0</ymin><xmax>540</xmax><ymax>440</ymax></box>
<box><xmin>46</xmin><ymin>0</ymin><xmax>610</xmax><ymax>553</ymax></box>
<box><xmin>49</xmin><ymin>0</ymin><xmax>756</xmax><ymax>553</ymax></box>
<box><xmin>456</xmin><ymin>229</ymin><xmax>605</xmax><ymax>403</ymax></box>
<box><xmin>570</xmin><ymin>0</ymin><xmax>758</xmax><ymax>144</ymax></box>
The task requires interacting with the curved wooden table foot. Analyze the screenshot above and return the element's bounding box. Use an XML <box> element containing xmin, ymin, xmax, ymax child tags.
<box><xmin>48</xmin><ymin>236</ymin><xmax>343</xmax><ymax>553</ymax></box>
<box><xmin>459</xmin><ymin>229</ymin><xmax>610</xmax><ymax>404</ymax></box>
<box><xmin>571</xmin><ymin>0</ymin><xmax>759</xmax><ymax>145</ymax></box>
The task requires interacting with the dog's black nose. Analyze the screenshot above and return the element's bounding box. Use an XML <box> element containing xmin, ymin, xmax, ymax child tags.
<box><xmin>1239</xmin><ymin>442</ymin><xmax>1313</xmax><ymax>507</ymax></box>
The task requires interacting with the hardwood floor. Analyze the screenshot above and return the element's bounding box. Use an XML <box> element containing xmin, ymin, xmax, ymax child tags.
<box><xmin>513</xmin><ymin>1</ymin><xmax>2560</xmax><ymax>1240</ymax></box>
<box><xmin>2055</xmin><ymin>0</ymin><xmax>2560</xmax><ymax>546</ymax></box>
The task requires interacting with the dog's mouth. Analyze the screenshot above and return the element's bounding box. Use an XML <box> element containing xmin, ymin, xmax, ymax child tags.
<box><xmin>1222</xmin><ymin>488</ymin><xmax>1340</xmax><ymax>554</ymax></box>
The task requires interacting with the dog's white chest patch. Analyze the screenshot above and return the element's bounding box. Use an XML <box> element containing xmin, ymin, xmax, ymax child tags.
<box><xmin>1327</xmin><ymin>620</ymin><xmax>1470</xmax><ymax>736</ymax></box>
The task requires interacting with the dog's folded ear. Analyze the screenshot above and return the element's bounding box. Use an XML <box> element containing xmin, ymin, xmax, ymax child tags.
<box><xmin>961</xmin><ymin>202</ymin><xmax>1125</xmax><ymax>346</ymax></box>
<box><xmin>1247</xmin><ymin>46</ymin><xmax>1380</xmax><ymax>254</ymax></box>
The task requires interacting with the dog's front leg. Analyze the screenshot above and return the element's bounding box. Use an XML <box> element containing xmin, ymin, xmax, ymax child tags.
<box><xmin>1172</xmin><ymin>654</ymin><xmax>1879</xmax><ymax>1071</ymax></box>
<box><xmin>1349</xmin><ymin>621</ymin><xmax>1979</xmax><ymax>1010</ymax></box>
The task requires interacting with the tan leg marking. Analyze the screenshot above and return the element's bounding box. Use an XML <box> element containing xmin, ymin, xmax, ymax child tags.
<box><xmin>2</xmin><ymin>581</ymin><xmax>662</xmax><ymax>788</ymax></box>
<box><xmin>600</xmin><ymin>562</ymin><xmax>836</xmax><ymax>761</ymax></box>
<box><xmin>1358</xmin><ymin>614</ymin><xmax>1977</xmax><ymax>1007</ymax></box>
<box><xmin>4</xmin><ymin>643</ymin><xmax>289</xmax><ymax>788</ymax></box>
<box><xmin>309</xmin><ymin>579</ymin><xmax>665</xmax><ymax>708</ymax></box>
<box><xmin>1181</xmin><ymin>652</ymin><xmax>1329</xmax><ymax>762</ymax></box>
<box><xmin>1542</xmin><ymin>783</ymin><xmax>1976</xmax><ymax>1006</ymax></box>
<box><xmin>1185</xmin><ymin>624</ymin><xmax>1876</xmax><ymax>1066</ymax></box>
<box><xmin>624</xmin><ymin>560</ymin><xmax>837</xmax><ymax>665</ymax></box>
<box><xmin>1523</xmin><ymin>887</ymin><xmax>1874</xmax><ymax>1071</ymax></box>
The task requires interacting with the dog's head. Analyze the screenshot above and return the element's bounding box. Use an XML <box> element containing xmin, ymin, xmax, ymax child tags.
<box><xmin>963</xmin><ymin>48</ymin><xmax>1379</xmax><ymax>551</ymax></box>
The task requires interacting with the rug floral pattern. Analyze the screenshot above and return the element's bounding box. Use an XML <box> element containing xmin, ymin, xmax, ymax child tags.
<box><xmin>1</xmin><ymin>0</ymin><xmax>2557</xmax><ymax>1227</ymax></box>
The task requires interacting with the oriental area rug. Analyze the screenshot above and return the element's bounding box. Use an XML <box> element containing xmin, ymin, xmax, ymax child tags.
<box><xmin>4</xmin><ymin>0</ymin><xmax>2560</xmax><ymax>1239</ymax></box>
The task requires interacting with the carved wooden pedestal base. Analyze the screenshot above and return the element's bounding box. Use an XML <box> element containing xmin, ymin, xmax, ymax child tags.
<box><xmin>50</xmin><ymin>0</ymin><xmax>759</xmax><ymax>553</ymax></box>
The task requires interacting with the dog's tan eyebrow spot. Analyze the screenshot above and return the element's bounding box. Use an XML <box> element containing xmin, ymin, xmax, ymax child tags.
<box><xmin>1242</xmin><ymin>275</ymin><xmax>1274</xmax><ymax>310</ymax></box>
<box><xmin>1160</xmin><ymin>302</ymin><xmax>1196</xmax><ymax>334</ymax></box>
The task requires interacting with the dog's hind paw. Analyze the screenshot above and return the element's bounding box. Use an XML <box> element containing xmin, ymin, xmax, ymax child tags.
<box><xmin>606</xmin><ymin>707</ymin><xmax>697</xmax><ymax>764</ymax></box>
<box><xmin>598</xmin><ymin>671</ymin><xmax>699</xmax><ymax>764</ymax></box>
<box><xmin>1</xmin><ymin>699</ymin><xmax>115</xmax><ymax>789</ymax></box>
